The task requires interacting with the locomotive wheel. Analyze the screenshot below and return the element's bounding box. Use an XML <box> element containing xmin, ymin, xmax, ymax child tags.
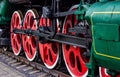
<box><xmin>22</xmin><ymin>9</ymin><xmax>39</xmax><ymax>61</ymax></box>
<box><xmin>38</xmin><ymin>17</ymin><xmax>60</xmax><ymax>69</ymax></box>
<box><xmin>99</xmin><ymin>67</ymin><xmax>120</xmax><ymax>77</ymax></box>
<box><xmin>62</xmin><ymin>5</ymin><xmax>89</xmax><ymax>77</ymax></box>
<box><xmin>10</xmin><ymin>11</ymin><xmax>23</xmax><ymax>56</ymax></box>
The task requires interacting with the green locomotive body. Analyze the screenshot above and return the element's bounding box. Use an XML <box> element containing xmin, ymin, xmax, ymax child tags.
<box><xmin>84</xmin><ymin>0</ymin><xmax>120</xmax><ymax>76</ymax></box>
<box><xmin>0</xmin><ymin>0</ymin><xmax>14</xmax><ymax>46</ymax></box>
<box><xmin>87</xmin><ymin>0</ymin><xmax>120</xmax><ymax>68</ymax></box>
<box><xmin>0</xmin><ymin>0</ymin><xmax>12</xmax><ymax>24</ymax></box>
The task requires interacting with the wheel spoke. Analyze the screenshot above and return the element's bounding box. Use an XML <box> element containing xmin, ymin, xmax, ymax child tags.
<box><xmin>15</xmin><ymin>35</ymin><xmax>21</xmax><ymax>50</ymax></box>
<box><xmin>24</xmin><ymin>36</ymin><xmax>29</xmax><ymax>52</ymax></box>
<box><xmin>14</xmin><ymin>40</ymin><xmax>18</xmax><ymax>52</ymax></box>
<box><xmin>15</xmin><ymin>15</ymin><xmax>19</xmax><ymax>28</ymax></box>
<box><xmin>77</xmin><ymin>54</ymin><xmax>88</xmax><ymax>75</ymax></box>
<box><xmin>49</xmin><ymin>44</ymin><xmax>58</xmax><ymax>57</ymax></box>
<box><xmin>46</xmin><ymin>49</ymin><xmax>52</xmax><ymax>64</ymax></box>
<box><xmin>74</xmin><ymin>56</ymin><xmax>81</xmax><ymax>73</ymax></box>
<box><xmin>29</xmin><ymin>15</ymin><xmax>32</xmax><ymax>28</ymax></box>
<box><xmin>26</xmin><ymin>36</ymin><xmax>31</xmax><ymax>53</ymax></box>
<box><xmin>47</xmin><ymin>19</ymin><xmax>52</xmax><ymax>26</ymax></box>
<box><xmin>12</xmin><ymin>36</ymin><xmax>17</xmax><ymax>51</ymax></box>
<box><xmin>24</xmin><ymin>18</ymin><xmax>28</xmax><ymax>29</ymax></box>
<box><xmin>31</xmin><ymin>23</ymin><xmax>36</xmax><ymax>30</ymax></box>
<box><xmin>29</xmin><ymin>44</ymin><xmax>32</xmax><ymax>55</ymax></box>
<box><xmin>30</xmin><ymin>17</ymin><xmax>34</xmax><ymax>28</ymax></box>
<box><xmin>14</xmin><ymin>15</ymin><xmax>17</xmax><ymax>28</ymax></box>
<box><xmin>29</xmin><ymin>37</ymin><xmax>36</xmax><ymax>55</ymax></box>
<box><xmin>44</xmin><ymin>46</ymin><xmax>48</xmax><ymax>61</ymax></box>
<box><xmin>43</xmin><ymin>18</ymin><xmax>46</xmax><ymax>26</ymax></box>
<box><xmin>42</xmin><ymin>45</ymin><xmax>49</xmax><ymax>63</ymax></box>
<box><xmin>49</xmin><ymin>48</ymin><xmax>57</xmax><ymax>62</ymax></box>
<box><xmin>69</xmin><ymin>51</ymin><xmax>76</xmax><ymax>68</ymax></box>
<box><xmin>28</xmin><ymin>16</ymin><xmax>30</xmax><ymax>29</ymax></box>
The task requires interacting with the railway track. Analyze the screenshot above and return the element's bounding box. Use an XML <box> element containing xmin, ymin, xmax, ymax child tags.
<box><xmin>0</xmin><ymin>48</ymin><xmax>70</xmax><ymax>77</ymax></box>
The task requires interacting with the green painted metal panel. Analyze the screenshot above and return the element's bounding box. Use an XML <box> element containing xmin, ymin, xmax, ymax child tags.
<box><xmin>0</xmin><ymin>0</ymin><xmax>13</xmax><ymax>25</ymax></box>
<box><xmin>99</xmin><ymin>0</ymin><xmax>113</xmax><ymax>2</ymax></box>
<box><xmin>94</xmin><ymin>23</ymin><xmax>119</xmax><ymax>41</ymax></box>
<box><xmin>85</xmin><ymin>1</ymin><xmax>120</xmax><ymax>71</ymax></box>
<box><xmin>94</xmin><ymin>39</ymin><xmax>108</xmax><ymax>54</ymax></box>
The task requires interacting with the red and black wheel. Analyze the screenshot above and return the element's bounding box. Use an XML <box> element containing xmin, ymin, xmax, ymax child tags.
<box><xmin>22</xmin><ymin>9</ymin><xmax>39</xmax><ymax>61</ymax></box>
<box><xmin>62</xmin><ymin>5</ymin><xmax>89</xmax><ymax>77</ymax></box>
<box><xmin>99</xmin><ymin>67</ymin><xmax>120</xmax><ymax>77</ymax></box>
<box><xmin>10</xmin><ymin>11</ymin><xmax>23</xmax><ymax>56</ymax></box>
<box><xmin>38</xmin><ymin>17</ymin><xmax>60</xmax><ymax>69</ymax></box>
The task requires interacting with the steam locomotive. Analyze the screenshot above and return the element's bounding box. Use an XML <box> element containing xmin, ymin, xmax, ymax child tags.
<box><xmin>0</xmin><ymin>0</ymin><xmax>120</xmax><ymax>77</ymax></box>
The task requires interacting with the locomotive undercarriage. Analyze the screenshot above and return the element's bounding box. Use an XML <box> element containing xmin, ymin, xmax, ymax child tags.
<box><xmin>9</xmin><ymin>0</ymin><xmax>93</xmax><ymax>77</ymax></box>
<box><xmin>0</xmin><ymin>26</ymin><xmax>10</xmax><ymax>46</ymax></box>
<box><xmin>8</xmin><ymin>0</ymin><xmax>120</xmax><ymax>77</ymax></box>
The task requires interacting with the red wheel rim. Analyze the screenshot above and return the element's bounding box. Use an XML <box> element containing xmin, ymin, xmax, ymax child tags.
<box><xmin>62</xmin><ymin>5</ymin><xmax>89</xmax><ymax>77</ymax></box>
<box><xmin>38</xmin><ymin>17</ymin><xmax>59</xmax><ymax>69</ymax></box>
<box><xmin>11</xmin><ymin>11</ymin><xmax>23</xmax><ymax>56</ymax></box>
<box><xmin>99</xmin><ymin>67</ymin><xmax>120</xmax><ymax>77</ymax></box>
<box><xmin>22</xmin><ymin>9</ymin><xmax>38</xmax><ymax>61</ymax></box>
<box><xmin>99</xmin><ymin>67</ymin><xmax>110</xmax><ymax>77</ymax></box>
